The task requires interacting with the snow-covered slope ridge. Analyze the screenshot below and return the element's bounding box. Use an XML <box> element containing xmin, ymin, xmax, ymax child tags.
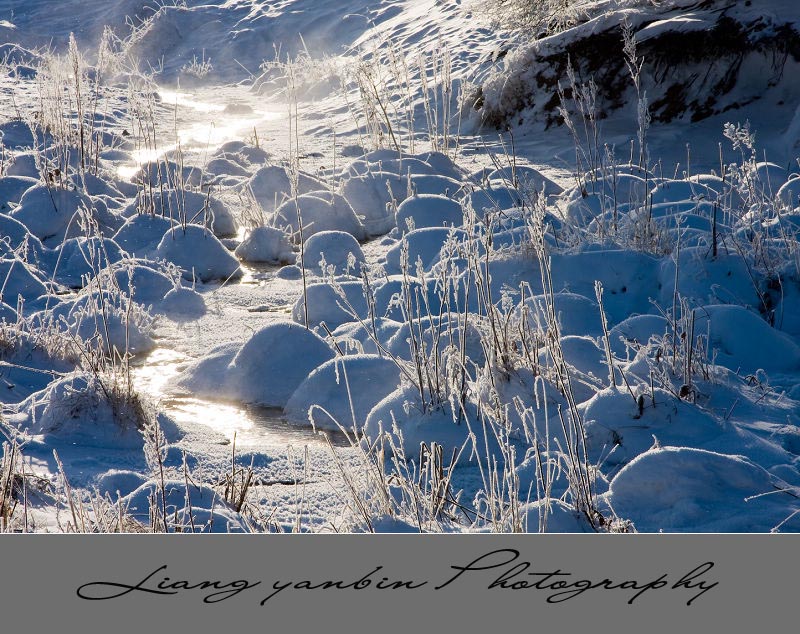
<box><xmin>475</xmin><ymin>0</ymin><xmax>800</xmax><ymax>132</ymax></box>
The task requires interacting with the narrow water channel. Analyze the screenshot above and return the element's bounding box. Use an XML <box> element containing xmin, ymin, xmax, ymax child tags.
<box><xmin>131</xmin><ymin>347</ymin><xmax>348</xmax><ymax>449</ymax></box>
<box><xmin>119</xmin><ymin>84</ymin><xmax>349</xmax><ymax>451</ymax></box>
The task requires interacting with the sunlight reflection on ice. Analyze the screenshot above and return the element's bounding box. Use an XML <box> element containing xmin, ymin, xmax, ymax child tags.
<box><xmin>132</xmin><ymin>348</ymin><xmax>342</xmax><ymax>449</ymax></box>
<box><xmin>158</xmin><ymin>89</ymin><xmax>227</xmax><ymax>113</ymax></box>
<box><xmin>116</xmin><ymin>88</ymin><xmax>283</xmax><ymax>180</ymax></box>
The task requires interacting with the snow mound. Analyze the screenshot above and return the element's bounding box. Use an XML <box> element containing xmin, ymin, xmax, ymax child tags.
<box><xmin>414</xmin><ymin>152</ymin><xmax>466</xmax><ymax>182</ymax></box>
<box><xmin>284</xmin><ymin>354</ymin><xmax>402</xmax><ymax>431</ymax></box>
<box><xmin>0</xmin><ymin>211</ymin><xmax>41</xmax><ymax>250</ymax></box>
<box><xmin>0</xmin><ymin>176</ymin><xmax>38</xmax><ymax>210</ymax></box>
<box><xmin>68</xmin><ymin>293</ymin><xmax>155</xmax><ymax>355</ymax></box>
<box><xmin>0</xmin><ymin>119</ymin><xmax>36</xmax><ymax>149</ymax></box>
<box><xmin>276</xmin><ymin>264</ymin><xmax>303</xmax><ymax>280</ymax></box>
<box><xmin>395</xmin><ymin>194</ymin><xmax>464</xmax><ymax>233</ymax></box>
<box><xmin>516</xmin><ymin>499</ymin><xmax>593</xmax><ymax>533</ymax></box>
<box><xmin>131</xmin><ymin>160</ymin><xmax>204</xmax><ymax>189</ymax></box>
<box><xmin>205</xmin><ymin>156</ymin><xmax>251</xmax><ymax>178</ymax></box>
<box><xmin>234</xmin><ymin>226</ymin><xmax>295</xmax><ymax>264</ymax></box>
<box><xmin>484</xmin><ymin>165</ymin><xmax>563</xmax><ymax>197</ymax></box>
<box><xmin>154</xmin><ymin>224</ymin><xmax>242</xmax><ymax>283</ymax></box>
<box><xmin>518</xmin><ymin>291</ymin><xmax>601</xmax><ymax>337</ymax></box>
<box><xmin>331</xmin><ymin>318</ymin><xmax>403</xmax><ymax>355</ymax></box>
<box><xmin>539</xmin><ymin>335</ymin><xmax>607</xmax><ymax>403</ymax></box>
<box><xmin>363</xmin><ymin>384</ymin><xmax>486</xmax><ymax>458</ymax></box>
<box><xmin>462</xmin><ymin>184</ymin><xmax>522</xmax><ymax>217</ymax></box>
<box><xmin>15</xmin><ymin>373</ymin><xmax>145</xmax><ymax>449</ymax></box>
<box><xmin>272</xmin><ymin>192</ymin><xmax>366</xmax><ymax>241</ymax></box>
<box><xmin>549</xmin><ymin>250</ymin><xmax>660</xmax><ymax>324</ymax></box>
<box><xmin>128</xmin><ymin>189</ymin><xmax>238</xmax><ymax>238</ymax></box>
<box><xmin>302</xmin><ymin>230</ymin><xmax>365</xmax><ymax>276</ymax></box>
<box><xmin>225</xmin><ymin>321</ymin><xmax>335</xmax><ymax>407</ymax></box>
<box><xmin>581</xmin><ymin>387</ymin><xmax>724</xmax><ymax>467</ymax></box>
<box><xmin>341</xmin><ymin>171</ymin><xmax>408</xmax><ymax>237</ymax></box>
<box><xmin>608</xmin><ymin>447</ymin><xmax>798</xmax><ymax>532</ymax></box>
<box><xmin>291</xmin><ymin>280</ymin><xmax>368</xmax><ymax>329</ymax></box>
<box><xmin>608</xmin><ymin>314</ymin><xmax>669</xmax><ymax>358</ymax></box>
<box><xmin>214</xmin><ymin>140</ymin><xmax>269</xmax><ymax>165</ymax></box>
<box><xmin>46</xmin><ymin>236</ymin><xmax>124</xmax><ymax>287</ymax></box>
<box><xmin>0</xmin><ymin>257</ymin><xmax>48</xmax><ymax>304</ymax></box>
<box><xmin>407</xmin><ymin>174</ymin><xmax>464</xmax><ymax>197</ymax></box>
<box><xmin>113</xmin><ymin>214</ymin><xmax>176</xmax><ymax>256</ymax></box>
<box><xmin>248</xmin><ymin>165</ymin><xmax>326</xmax><ymax>214</ymax></box>
<box><xmin>105</xmin><ymin>261</ymin><xmax>176</xmax><ymax>305</ymax></box>
<box><xmin>10</xmin><ymin>184</ymin><xmax>93</xmax><ymax>243</ymax></box>
<box><xmin>155</xmin><ymin>286</ymin><xmax>206</xmax><ymax>320</ymax></box>
<box><xmin>121</xmin><ymin>478</ymin><xmax>249</xmax><ymax>533</ymax></box>
<box><xmin>693</xmin><ymin>304</ymin><xmax>800</xmax><ymax>375</ymax></box>
<box><xmin>371</xmin><ymin>275</ymin><xmax>436</xmax><ymax>321</ymax></box>
<box><xmin>176</xmin><ymin>342</ymin><xmax>241</xmax><ymax>396</ymax></box>
<box><xmin>383</xmin><ymin>227</ymin><xmax>472</xmax><ymax>276</ymax></box>
<box><xmin>776</xmin><ymin>176</ymin><xmax>800</xmax><ymax>210</ymax></box>
<box><xmin>384</xmin><ymin>315</ymin><xmax>486</xmax><ymax>367</ymax></box>
<box><xmin>96</xmin><ymin>470</ymin><xmax>149</xmax><ymax>500</ymax></box>
<box><xmin>658</xmin><ymin>249</ymin><xmax>764</xmax><ymax>310</ymax></box>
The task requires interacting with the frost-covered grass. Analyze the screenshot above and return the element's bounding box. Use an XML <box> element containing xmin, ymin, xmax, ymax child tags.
<box><xmin>2</xmin><ymin>0</ymin><xmax>800</xmax><ymax>533</ymax></box>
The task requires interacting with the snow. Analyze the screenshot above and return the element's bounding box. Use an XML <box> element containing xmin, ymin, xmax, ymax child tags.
<box><xmin>113</xmin><ymin>214</ymin><xmax>176</xmax><ymax>256</ymax></box>
<box><xmin>271</xmin><ymin>192</ymin><xmax>367</xmax><ymax>241</ymax></box>
<box><xmin>234</xmin><ymin>226</ymin><xmax>295</xmax><ymax>264</ymax></box>
<box><xmin>0</xmin><ymin>257</ymin><xmax>49</xmax><ymax>304</ymax></box>
<box><xmin>291</xmin><ymin>280</ymin><xmax>369</xmax><ymax>329</ymax></box>
<box><xmin>154</xmin><ymin>224</ymin><xmax>242</xmax><ymax>283</ymax></box>
<box><xmin>248</xmin><ymin>165</ymin><xmax>326</xmax><ymax>215</ymax></box>
<box><xmin>107</xmin><ymin>262</ymin><xmax>176</xmax><ymax>305</ymax></box>
<box><xmin>185</xmin><ymin>321</ymin><xmax>336</xmax><ymax>408</ymax></box>
<box><xmin>383</xmin><ymin>227</ymin><xmax>473</xmax><ymax>276</ymax></box>
<box><xmin>2</xmin><ymin>0</ymin><xmax>800</xmax><ymax>535</ymax></box>
<box><xmin>341</xmin><ymin>171</ymin><xmax>409</xmax><ymax>237</ymax></box>
<box><xmin>581</xmin><ymin>386</ymin><xmax>725</xmax><ymax>467</ymax></box>
<box><xmin>693</xmin><ymin>304</ymin><xmax>800</xmax><ymax>375</ymax></box>
<box><xmin>0</xmin><ymin>176</ymin><xmax>38</xmax><ymax>210</ymax></box>
<box><xmin>10</xmin><ymin>184</ymin><xmax>93</xmax><ymax>244</ymax></box>
<box><xmin>302</xmin><ymin>230</ymin><xmax>365</xmax><ymax>276</ymax></box>
<box><xmin>284</xmin><ymin>354</ymin><xmax>402</xmax><ymax>431</ymax></box>
<box><xmin>13</xmin><ymin>373</ymin><xmax>145</xmax><ymax>450</ymax></box>
<box><xmin>127</xmin><ymin>189</ymin><xmax>239</xmax><ymax>238</ymax></box>
<box><xmin>155</xmin><ymin>286</ymin><xmax>206</xmax><ymax>320</ymax></box>
<box><xmin>607</xmin><ymin>447</ymin><xmax>798</xmax><ymax>532</ymax></box>
<box><xmin>395</xmin><ymin>194</ymin><xmax>464</xmax><ymax>233</ymax></box>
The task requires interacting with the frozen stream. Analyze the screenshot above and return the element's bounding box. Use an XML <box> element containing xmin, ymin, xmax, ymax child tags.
<box><xmin>123</xmin><ymin>85</ymin><xmax>347</xmax><ymax>453</ymax></box>
<box><xmin>131</xmin><ymin>347</ymin><xmax>348</xmax><ymax>450</ymax></box>
<box><xmin>117</xmin><ymin>81</ymin><xmax>532</xmax><ymax>457</ymax></box>
<box><xmin>117</xmin><ymin>86</ymin><xmax>286</xmax><ymax>181</ymax></box>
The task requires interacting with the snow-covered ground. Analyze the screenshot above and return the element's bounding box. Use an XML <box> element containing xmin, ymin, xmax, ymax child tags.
<box><xmin>2</xmin><ymin>0</ymin><xmax>800</xmax><ymax>533</ymax></box>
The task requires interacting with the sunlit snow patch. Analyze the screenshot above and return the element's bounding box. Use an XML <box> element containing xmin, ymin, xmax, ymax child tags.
<box><xmin>117</xmin><ymin>88</ymin><xmax>283</xmax><ymax>180</ymax></box>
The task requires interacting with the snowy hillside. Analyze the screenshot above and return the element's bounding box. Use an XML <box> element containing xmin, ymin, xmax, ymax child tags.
<box><xmin>1</xmin><ymin>0</ymin><xmax>800</xmax><ymax>534</ymax></box>
<box><xmin>472</xmin><ymin>0</ymin><xmax>800</xmax><ymax>168</ymax></box>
